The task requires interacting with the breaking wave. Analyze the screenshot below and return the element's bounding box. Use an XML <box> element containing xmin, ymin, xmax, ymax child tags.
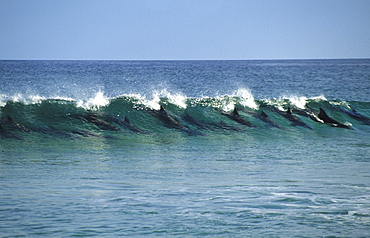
<box><xmin>1</xmin><ymin>91</ymin><xmax>369</xmax><ymax>140</ymax></box>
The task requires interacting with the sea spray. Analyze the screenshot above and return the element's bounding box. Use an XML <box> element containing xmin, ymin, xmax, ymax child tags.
<box><xmin>166</xmin><ymin>92</ymin><xmax>187</xmax><ymax>109</ymax></box>
<box><xmin>0</xmin><ymin>94</ymin><xmax>7</xmax><ymax>107</ymax></box>
<box><xmin>288</xmin><ymin>96</ymin><xmax>308</xmax><ymax>109</ymax></box>
<box><xmin>77</xmin><ymin>91</ymin><xmax>110</xmax><ymax>110</ymax></box>
<box><xmin>216</xmin><ymin>88</ymin><xmax>258</xmax><ymax>111</ymax></box>
<box><xmin>235</xmin><ymin>88</ymin><xmax>258</xmax><ymax>110</ymax></box>
<box><xmin>3</xmin><ymin>94</ymin><xmax>46</xmax><ymax>105</ymax></box>
<box><xmin>131</xmin><ymin>89</ymin><xmax>187</xmax><ymax>110</ymax></box>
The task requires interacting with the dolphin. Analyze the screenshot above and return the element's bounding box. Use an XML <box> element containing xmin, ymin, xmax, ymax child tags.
<box><xmin>182</xmin><ymin>113</ymin><xmax>209</xmax><ymax>130</ymax></box>
<box><xmin>344</xmin><ymin>109</ymin><xmax>370</xmax><ymax>125</ymax></box>
<box><xmin>0</xmin><ymin>116</ymin><xmax>30</xmax><ymax>139</ymax></box>
<box><xmin>269</xmin><ymin>106</ymin><xmax>312</xmax><ymax>129</ymax></box>
<box><xmin>77</xmin><ymin>112</ymin><xmax>121</xmax><ymax>131</ymax></box>
<box><xmin>123</xmin><ymin>116</ymin><xmax>150</xmax><ymax>134</ymax></box>
<box><xmin>0</xmin><ymin>124</ymin><xmax>24</xmax><ymax>140</ymax></box>
<box><xmin>150</xmin><ymin>106</ymin><xmax>203</xmax><ymax>135</ymax></box>
<box><xmin>333</xmin><ymin>107</ymin><xmax>370</xmax><ymax>125</ymax></box>
<box><xmin>222</xmin><ymin>108</ymin><xmax>256</xmax><ymax>128</ymax></box>
<box><xmin>285</xmin><ymin>107</ymin><xmax>313</xmax><ymax>129</ymax></box>
<box><xmin>3</xmin><ymin>116</ymin><xmax>31</xmax><ymax>133</ymax></box>
<box><xmin>240</xmin><ymin>108</ymin><xmax>283</xmax><ymax>129</ymax></box>
<box><xmin>257</xmin><ymin>110</ymin><xmax>285</xmax><ymax>129</ymax></box>
<box><xmin>0</xmin><ymin>117</ymin><xmax>69</xmax><ymax>139</ymax></box>
<box><xmin>104</xmin><ymin>115</ymin><xmax>150</xmax><ymax>134</ymax></box>
<box><xmin>318</xmin><ymin>108</ymin><xmax>352</xmax><ymax>129</ymax></box>
<box><xmin>182</xmin><ymin>112</ymin><xmax>242</xmax><ymax>132</ymax></box>
<box><xmin>292</xmin><ymin>106</ymin><xmax>323</xmax><ymax>123</ymax></box>
<box><xmin>152</xmin><ymin>105</ymin><xmax>186</xmax><ymax>129</ymax></box>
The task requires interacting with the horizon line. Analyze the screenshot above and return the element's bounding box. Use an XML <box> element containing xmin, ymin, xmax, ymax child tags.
<box><xmin>1</xmin><ymin>57</ymin><xmax>369</xmax><ymax>61</ymax></box>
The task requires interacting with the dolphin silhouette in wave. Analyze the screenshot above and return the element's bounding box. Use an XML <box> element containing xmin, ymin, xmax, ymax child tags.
<box><xmin>292</xmin><ymin>106</ymin><xmax>323</xmax><ymax>123</ymax></box>
<box><xmin>151</xmin><ymin>106</ymin><xmax>203</xmax><ymax>135</ymax></box>
<box><xmin>266</xmin><ymin>106</ymin><xmax>312</xmax><ymax>129</ymax></box>
<box><xmin>71</xmin><ymin>112</ymin><xmax>121</xmax><ymax>131</ymax></box>
<box><xmin>239</xmin><ymin>108</ymin><xmax>283</xmax><ymax>129</ymax></box>
<box><xmin>257</xmin><ymin>110</ymin><xmax>285</xmax><ymax>129</ymax></box>
<box><xmin>333</xmin><ymin>106</ymin><xmax>370</xmax><ymax>125</ymax></box>
<box><xmin>222</xmin><ymin>108</ymin><xmax>256</xmax><ymax>128</ymax></box>
<box><xmin>104</xmin><ymin>114</ymin><xmax>149</xmax><ymax>134</ymax></box>
<box><xmin>318</xmin><ymin>108</ymin><xmax>352</xmax><ymax>129</ymax></box>
<box><xmin>151</xmin><ymin>106</ymin><xmax>186</xmax><ymax>130</ymax></box>
<box><xmin>182</xmin><ymin>112</ymin><xmax>242</xmax><ymax>132</ymax></box>
<box><xmin>284</xmin><ymin>107</ymin><xmax>313</xmax><ymax>129</ymax></box>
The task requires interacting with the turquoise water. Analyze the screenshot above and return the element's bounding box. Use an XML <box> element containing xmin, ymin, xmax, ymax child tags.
<box><xmin>1</xmin><ymin>60</ymin><xmax>370</xmax><ymax>237</ymax></box>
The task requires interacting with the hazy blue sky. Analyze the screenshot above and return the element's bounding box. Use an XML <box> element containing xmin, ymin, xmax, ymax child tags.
<box><xmin>1</xmin><ymin>0</ymin><xmax>369</xmax><ymax>60</ymax></box>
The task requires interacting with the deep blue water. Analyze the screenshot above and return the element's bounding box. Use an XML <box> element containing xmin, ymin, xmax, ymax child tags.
<box><xmin>1</xmin><ymin>59</ymin><xmax>370</xmax><ymax>237</ymax></box>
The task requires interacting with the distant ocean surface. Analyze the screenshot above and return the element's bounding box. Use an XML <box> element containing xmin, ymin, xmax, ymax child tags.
<box><xmin>1</xmin><ymin>59</ymin><xmax>370</xmax><ymax>237</ymax></box>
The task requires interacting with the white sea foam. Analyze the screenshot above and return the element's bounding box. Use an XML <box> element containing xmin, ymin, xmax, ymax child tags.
<box><xmin>157</xmin><ymin>88</ymin><xmax>187</xmax><ymax>109</ymax></box>
<box><xmin>288</xmin><ymin>96</ymin><xmax>308</xmax><ymax>109</ymax></box>
<box><xmin>329</xmin><ymin>100</ymin><xmax>351</xmax><ymax>109</ymax></box>
<box><xmin>77</xmin><ymin>91</ymin><xmax>110</xmax><ymax>110</ymax></box>
<box><xmin>285</xmin><ymin>94</ymin><xmax>327</xmax><ymax>109</ymax></box>
<box><xmin>222</xmin><ymin>101</ymin><xmax>235</xmax><ymax>112</ymax></box>
<box><xmin>27</xmin><ymin>95</ymin><xmax>46</xmax><ymax>104</ymax></box>
<box><xmin>217</xmin><ymin>88</ymin><xmax>258</xmax><ymax>111</ymax></box>
<box><xmin>167</xmin><ymin>92</ymin><xmax>187</xmax><ymax>109</ymax></box>
<box><xmin>214</xmin><ymin>94</ymin><xmax>235</xmax><ymax>111</ymax></box>
<box><xmin>144</xmin><ymin>92</ymin><xmax>161</xmax><ymax>110</ymax></box>
<box><xmin>311</xmin><ymin>95</ymin><xmax>327</xmax><ymax>101</ymax></box>
<box><xmin>10</xmin><ymin>93</ymin><xmax>23</xmax><ymax>103</ymax></box>
<box><xmin>129</xmin><ymin>91</ymin><xmax>161</xmax><ymax>110</ymax></box>
<box><xmin>0</xmin><ymin>94</ymin><xmax>6</xmax><ymax>107</ymax></box>
<box><xmin>235</xmin><ymin>88</ymin><xmax>258</xmax><ymax>110</ymax></box>
<box><xmin>264</xmin><ymin>98</ymin><xmax>285</xmax><ymax>111</ymax></box>
<box><xmin>53</xmin><ymin>96</ymin><xmax>76</xmax><ymax>102</ymax></box>
<box><xmin>8</xmin><ymin>94</ymin><xmax>46</xmax><ymax>105</ymax></box>
<box><xmin>133</xmin><ymin>89</ymin><xmax>187</xmax><ymax>110</ymax></box>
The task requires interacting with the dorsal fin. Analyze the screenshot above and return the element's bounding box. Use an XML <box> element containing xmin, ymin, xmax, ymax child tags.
<box><xmin>287</xmin><ymin>107</ymin><xmax>292</xmax><ymax>114</ymax></box>
<box><xmin>232</xmin><ymin>108</ymin><xmax>239</xmax><ymax>116</ymax></box>
<box><xmin>260</xmin><ymin>110</ymin><xmax>268</xmax><ymax>118</ymax></box>
<box><xmin>124</xmin><ymin>116</ymin><xmax>130</xmax><ymax>124</ymax></box>
<box><xmin>318</xmin><ymin>108</ymin><xmax>327</xmax><ymax>117</ymax></box>
<box><xmin>319</xmin><ymin>108</ymin><xmax>339</xmax><ymax>124</ymax></box>
<box><xmin>160</xmin><ymin>105</ymin><xmax>165</xmax><ymax>111</ymax></box>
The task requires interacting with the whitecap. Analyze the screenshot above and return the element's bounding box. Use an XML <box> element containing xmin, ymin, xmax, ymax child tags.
<box><xmin>77</xmin><ymin>91</ymin><xmax>110</xmax><ymax>110</ymax></box>
<box><xmin>288</xmin><ymin>96</ymin><xmax>308</xmax><ymax>109</ymax></box>
<box><xmin>235</xmin><ymin>88</ymin><xmax>258</xmax><ymax>110</ymax></box>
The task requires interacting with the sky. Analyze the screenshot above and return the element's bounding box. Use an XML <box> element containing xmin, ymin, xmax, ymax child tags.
<box><xmin>0</xmin><ymin>0</ymin><xmax>370</xmax><ymax>60</ymax></box>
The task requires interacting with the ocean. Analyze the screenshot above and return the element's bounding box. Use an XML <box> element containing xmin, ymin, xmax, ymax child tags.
<box><xmin>0</xmin><ymin>59</ymin><xmax>369</xmax><ymax>237</ymax></box>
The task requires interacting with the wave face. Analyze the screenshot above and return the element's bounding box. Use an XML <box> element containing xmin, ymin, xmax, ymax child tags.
<box><xmin>1</xmin><ymin>94</ymin><xmax>369</xmax><ymax>140</ymax></box>
<box><xmin>1</xmin><ymin>59</ymin><xmax>370</xmax><ymax>140</ymax></box>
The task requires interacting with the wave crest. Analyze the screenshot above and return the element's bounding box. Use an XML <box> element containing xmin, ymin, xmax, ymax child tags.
<box><xmin>1</xmin><ymin>91</ymin><xmax>369</xmax><ymax>140</ymax></box>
